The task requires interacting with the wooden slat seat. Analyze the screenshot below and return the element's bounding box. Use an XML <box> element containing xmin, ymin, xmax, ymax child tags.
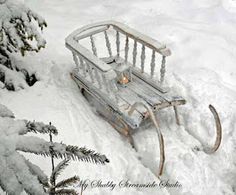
<box><xmin>100</xmin><ymin>56</ymin><xmax>186</xmax><ymax>114</ymax></box>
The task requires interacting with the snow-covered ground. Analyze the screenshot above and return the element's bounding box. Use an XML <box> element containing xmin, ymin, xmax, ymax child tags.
<box><xmin>1</xmin><ymin>0</ymin><xmax>236</xmax><ymax>194</ymax></box>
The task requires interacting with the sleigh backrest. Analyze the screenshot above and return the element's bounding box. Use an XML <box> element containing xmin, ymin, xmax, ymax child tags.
<box><xmin>65</xmin><ymin>21</ymin><xmax>171</xmax><ymax>98</ymax></box>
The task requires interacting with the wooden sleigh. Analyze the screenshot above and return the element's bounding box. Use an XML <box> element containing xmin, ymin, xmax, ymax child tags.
<box><xmin>65</xmin><ymin>21</ymin><xmax>222</xmax><ymax>176</ymax></box>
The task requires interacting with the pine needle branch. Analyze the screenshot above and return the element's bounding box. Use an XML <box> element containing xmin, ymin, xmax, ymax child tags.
<box><xmin>26</xmin><ymin>121</ymin><xmax>58</xmax><ymax>135</ymax></box>
<box><xmin>25</xmin><ymin>159</ymin><xmax>49</xmax><ymax>187</ymax></box>
<box><xmin>54</xmin><ymin>189</ymin><xmax>78</xmax><ymax>195</ymax></box>
<box><xmin>55</xmin><ymin>176</ymin><xmax>80</xmax><ymax>189</ymax></box>
<box><xmin>50</xmin><ymin>159</ymin><xmax>70</xmax><ymax>185</ymax></box>
<box><xmin>66</xmin><ymin>146</ymin><xmax>110</xmax><ymax>164</ymax></box>
<box><xmin>19</xmin><ymin>141</ymin><xmax>109</xmax><ymax>165</ymax></box>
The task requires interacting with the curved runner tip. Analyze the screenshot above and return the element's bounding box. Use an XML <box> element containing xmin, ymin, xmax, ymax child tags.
<box><xmin>203</xmin><ymin>104</ymin><xmax>222</xmax><ymax>154</ymax></box>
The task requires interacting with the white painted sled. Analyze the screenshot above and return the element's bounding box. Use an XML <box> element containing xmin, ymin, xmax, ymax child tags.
<box><xmin>65</xmin><ymin>21</ymin><xmax>222</xmax><ymax>176</ymax></box>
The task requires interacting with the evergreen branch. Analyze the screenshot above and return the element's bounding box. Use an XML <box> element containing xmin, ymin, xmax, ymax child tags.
<box><xmin>55</xmin><ymin>176</ymin><xmax>80</xmax><ymax>189</ymax></box>
<box><xmin>25</xmin><ymin>159</ymin><xmax>49</xmax><ymax>187</ymax></box>
<box><xmin>26</xmin><ymin>121</ymin><xmax>58</xmax><ymax>135</ymax></box>
<box><xmin>17</xmin><ymin>137</ymin><xmax>109</xmax><ymax>165</ymax></box>
<box><xmin>65</xmin><ymin>146</ymin><xmax>110</xmax><ymax>164</ymax></box>
<box><xmin>54</xmin><ymin>189</ymin><xmax>78</xmax><ymax>195</ymax></box>
<box><xmin>24</xmin><ymin>146</ymin><xmax>109</xmax><ymax>164</ymax></box>
<box><xmin>50</xmin><ymin>159</ymin><xmax>70</xmax><ymax>185</ymax></box>
<box><xmin>8</xmin><ymin>152</ymin><xmax>48</xmax><ymax>195</ymax></box>
<box><xmin>0</xmin><ymin>104</ymin><xmax>110</xmax><ymax>195</ymax></box>
<box><xmin>0</xmin><ymin>0</ymin><xmax>47</xmax><ymax>58</ymax></box>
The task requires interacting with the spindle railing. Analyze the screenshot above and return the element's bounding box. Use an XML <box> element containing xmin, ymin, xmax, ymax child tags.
<box><xmin>71</xmin><ymin>50</ymin><xmax>118</xmax><ymax>100</ymax></box>
<box><xmin>133</xmin><ymin>40</ymin><xmax>137</xmax><ymax>67</ymax></box>
<box><xmin>104</xmin><ymin>31</ymin><xmax>112</xmax><ymax>57</ymax></box>
<box><xmin>112</xmin><ymin>27</ymin><xmax>169</xmax><ymax>84</ymax></box>
<box><xmin>66</xmin><ymin>21</ymin><xmax>171</xmax><ymax>95</ymax></box>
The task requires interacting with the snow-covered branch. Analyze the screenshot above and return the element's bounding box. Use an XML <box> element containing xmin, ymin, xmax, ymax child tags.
<box><xmin>16</xmin><ymin>136</ymin><xmax>109</xmax><ymax>164</ymax></box>
<box><xmin>0</xmin><ymin>0</ymin><xmax>47</xmax><ymax>56</ymax></box>
<box><xmin>0</xmin><ymin>104</ymin><xmax>109</xmax><ymax>194</ymax></box>
<box><xmin>0</xmin><ymin>0</ymin><xmax>47</xmax><ymax>91</ymax></box>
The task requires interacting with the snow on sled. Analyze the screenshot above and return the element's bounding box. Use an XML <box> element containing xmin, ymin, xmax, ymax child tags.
<box><xmin>65</xmin><ymin>21</ymin><xmax>222</xmax><ymax>176</ymax></box>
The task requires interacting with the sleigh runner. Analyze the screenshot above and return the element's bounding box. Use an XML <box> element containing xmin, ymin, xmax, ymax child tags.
<box><xmin>65</xmin><ymin>21</ymin><xmax>222</xmax><ymax>176</ymax></box>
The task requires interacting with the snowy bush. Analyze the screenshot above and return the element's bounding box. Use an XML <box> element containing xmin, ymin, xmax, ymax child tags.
<box><xmin>0</xmin><ymin>104</ymin><xmax>109</xmax><ymax>195</ymax></box>
<box><xmin>0</xmin><ymin>0</ymin><xmax>47</xmax><ymax>90</ymax></box>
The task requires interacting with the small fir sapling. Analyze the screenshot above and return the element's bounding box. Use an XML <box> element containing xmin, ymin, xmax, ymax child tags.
<box><xmin>44</xmin><ymin>122</ymin><xmax>80</xmax><ymax>195</ymax></box>
<box><xmin>0</xmin><ymin>104</ymin><xmax>109</xmax><ymax>195</ymax></box>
